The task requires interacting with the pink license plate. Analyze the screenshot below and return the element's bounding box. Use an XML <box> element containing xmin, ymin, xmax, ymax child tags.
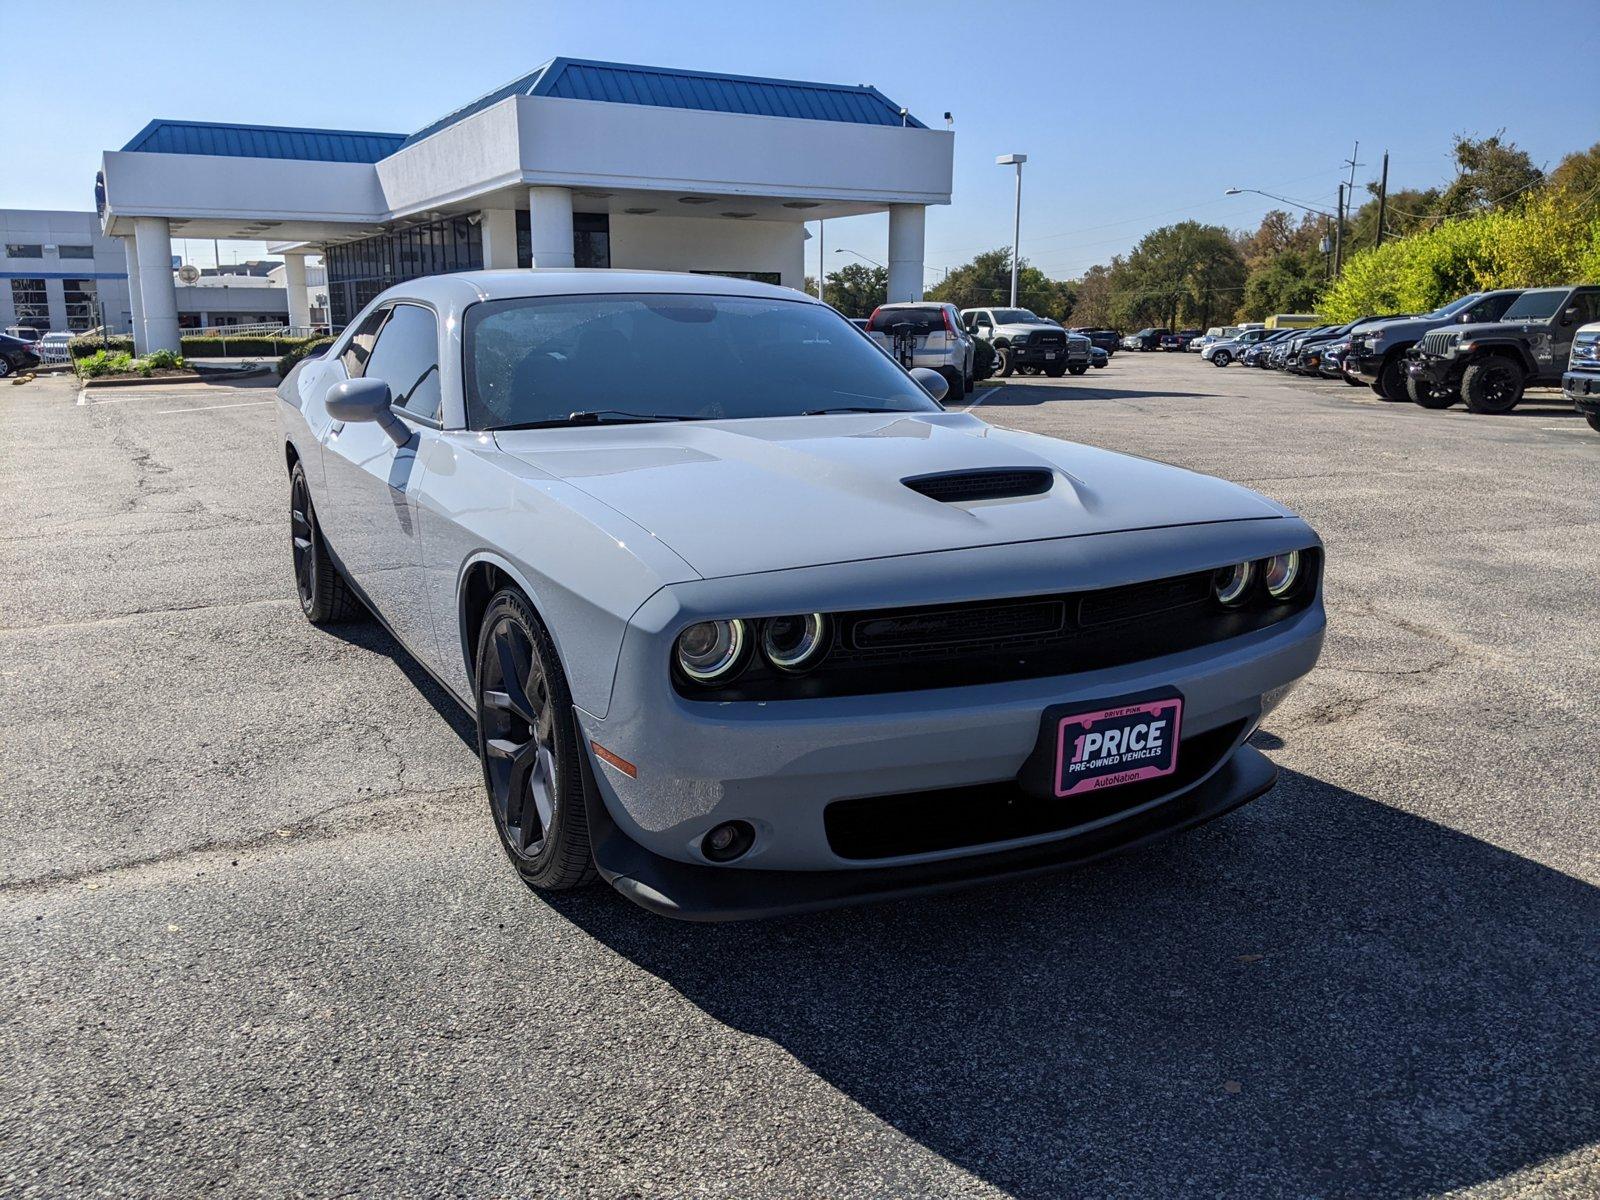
<box><xmin>1054</xmin><ymin>697</ymin><xmax>1183</xmax><ymax>798</ymax></box>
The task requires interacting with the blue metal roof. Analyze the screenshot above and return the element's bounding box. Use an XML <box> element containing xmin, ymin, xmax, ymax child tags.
<box><xmin>120</xmin><ymin>120</ymin><xmax>406</xmax><ymax>164</ymax></box>
<box><xmin>400</xmin><ymin>57</ymin><xmax>925</xmax><ymax>148</ymax></box>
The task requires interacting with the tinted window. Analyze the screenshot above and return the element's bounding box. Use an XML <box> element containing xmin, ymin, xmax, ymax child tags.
<box><xmin>4</xmin><ymin>244</ymin><xmax>42</xmax><ymax>258</ymax></box>
<box><xmin>339</xmin><ymin>308</ymin><xmax>390</xmax><ymax>378</ymax></box>
<box><xmin>1499</xmin><ymin>289</ymin><xmax>1568</xmax><ymax>322</ymax></box>
<box><xmin>57</xmin><ymin>245</ymin><xmax>95</xmax><ymax>259</ymax></box>
<box><xmin>1568</xmin><ymin>291</ymin><xmax>1600</xmax><ymax>326</ymax></box>
<box><xmin>867</xmin><ymin>306</ymin><xmax>945</xmax><ymax>334</ymax></box>
<box><xmin>362</xmin><ymin>304</ymin><xmax>441</xmax><ymax>422</ymax></box>
<box><xmin>464</xmin><ymin>293</ymin><xmax>938</xmax><ymax>431</ymax></box>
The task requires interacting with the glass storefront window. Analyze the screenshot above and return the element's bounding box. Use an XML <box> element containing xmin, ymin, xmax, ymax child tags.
<box><xmin>10</xmin><ymin>277</ymin><xmax>48</xmax><ymax>325</ymax></box>
<box><xmin>62</xmin><ymin>278</ymin><xmax>98</xmax><ymax>331</ymax></box>
<box><xmin>324</xmin><ymin>214</ymin><xmax>483</xmax><ymax>328</ymax></box>
<box><xmin>57</xmin><ymin>245</ymin><xmax>95</xmax><ymax>260</ymax></box>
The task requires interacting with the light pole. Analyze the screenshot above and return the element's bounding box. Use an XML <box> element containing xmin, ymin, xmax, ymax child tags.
<box><xmin>997</xmin><ymin>154</ymin><xmax>1027</xmax><ymax>307</ymax></box>
<box><xmin>834</xmin><ymin>248</ymin><xmax>884</xmax><ymax>268</ymax></box>
<box><xmin>1226</xmin><ymin>187</ymin><xmax>1340</xmax><ymax>279</ymax></box>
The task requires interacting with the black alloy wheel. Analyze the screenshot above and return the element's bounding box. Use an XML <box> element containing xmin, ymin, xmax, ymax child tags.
<box><xmin>289</xmin><ymin>461</ymin><xmax>362</xmax><ymax>623</ymax></box>
<box><xmin>1407</xmin><ymin>373</ymin><xmax>1458</xmax><ymax>409</ymax></box>
<box><xmin>1373</xmin><ymin>354</ymin><xmax>1407</xmax><ymax>401</ymax></box>
<box><xmin>1460</xmin><ymin>359</ymin><xmax>1526</xmax><ymax>414</ymax></box>
<box><xmin>475</xmin><ymin>590</ymin><xmax>595</xmax><ymax>891</ymax></box>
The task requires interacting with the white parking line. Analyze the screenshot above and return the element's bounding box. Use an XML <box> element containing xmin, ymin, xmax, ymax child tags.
<box><xmin>964</xmin><ymin>385</ymin><xmax>999</xmax><ymax>413</ymax></box>
<box><xmin>153</xmin><ymin>400</ymin><xmax>276</xmax><ymax>415</ymax></box>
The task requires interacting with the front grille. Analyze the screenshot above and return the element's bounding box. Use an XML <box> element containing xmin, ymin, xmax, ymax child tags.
<box><xmin>1421</xmin><ymin>330</ymin><xmax>1459</xmax><ymax>356</ymax></box>
<box><xmin>824</xmin><ymin>718</ymin><xmax>1250</xmax><ymax>859</ymax></box>
<box><xmin>1031</xmin><ymin>331</ymin><xmax>1066</xmax><ymax>347</ymax></box>
<box><xmin>675</xmin><ymin>552</ymin><xmax>1321</xmax><ymax>701</ymax></box>
<box><xmin>903</xmin><ymin>468</ymin><xmax>1054</xmax><ymax>503</ymax></box>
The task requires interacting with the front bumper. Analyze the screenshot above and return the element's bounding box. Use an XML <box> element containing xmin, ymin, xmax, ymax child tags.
<box><xmin>585</xmin><ymin>739</ymin><xmax>1280</xmax><ymax>921</ymax></box>
<box><xmin>575</xmin><ymin>523</ymin><xmax>1324</xmax><ymax>916</ymax></box>
<box><xmin>1345</xmin><ymin>352</ymin><xmax>1382</xmax><ymax>384</ymax></box>
<box><xmin>1406</xmin><ymin>355</ymin><xmax>1455</xmax><ymax>388</ymax></box>
<box><xmin>1564</xmin><ymin>370</ymin><xmax>1600</xmax><ymax>415</ymax></box>
<box><xmin>1014</xmin><ymin>343</ymin><xmax>1089</xmax><ymax>366</ymax></box>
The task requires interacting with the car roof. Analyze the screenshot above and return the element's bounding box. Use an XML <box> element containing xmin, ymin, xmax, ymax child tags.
<box><xmin>376</xmin><ymin>268</ymin><xmax>827</xmax><ymax>309</ymax></box>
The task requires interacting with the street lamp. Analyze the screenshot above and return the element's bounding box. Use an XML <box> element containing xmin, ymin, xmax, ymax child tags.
<box><xmin>834</xmin><ymin>248</ymin><xmax>884</xmax><ymax>268</ymax></box>
<box><xmin>1223</xmin><ymin>186</ymin><xmax>1333</xmax><ymax>219</ymax></box>
<box><xmin>997</xmin><ymin>153</ymin><xmax>1027</xmax><ymax>307</ymax></box>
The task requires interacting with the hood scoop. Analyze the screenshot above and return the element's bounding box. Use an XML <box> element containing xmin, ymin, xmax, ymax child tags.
<box><xmin>903</xmin><ymin>467</ymin><xmax>1055</xmax><ymax>504</ymax></box>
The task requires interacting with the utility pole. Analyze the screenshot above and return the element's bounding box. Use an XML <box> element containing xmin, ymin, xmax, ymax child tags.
<box><xmin>1333</xmin><ymin>183</ymin><xmax>1345</xmax><ymax>275</ymax></box>
<box><xmin>1375</xmin><ymin>152</ymin><xmax>1390</xmax><ymax>247</ymax></box>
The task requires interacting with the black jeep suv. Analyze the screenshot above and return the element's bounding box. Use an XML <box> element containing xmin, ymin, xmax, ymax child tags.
<box><xmin>1344</xmin><ymin>290</ymin><xmax>1524</xmax><ymax>401</ymax></box>
<box><xmin>1405</xmin><ymin>285</ymin><xmax>1600</xmax><ymax>413</ymax></box>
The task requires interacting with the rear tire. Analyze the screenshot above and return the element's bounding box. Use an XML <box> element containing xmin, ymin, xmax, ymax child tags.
<box><xmin>940</xmin><ymin>368</ymin><xmax>965</xmax><ymax>402</ymax></box>
<box><xmin>1044</xmin><ymin>362</ymin><xmax>1066</xmax><ymax>378</ymax></box>
<box><xmin>1373</xmin><ymin>354</ymin><xmax>1407</xmax><ymax>401</ymax></box>
<box><xmin>1461</xmin><ymin>358</ymin><xmax>1526</xmax><ymax>414</ymax></box>
<box><xmin>0</xmin><ymin>359</ymin><xmax>12</xmax><ymax>379</ymax></box>
<box><xmin>290</xmin><ymin>461</ymin><xmax>364</xmax><ymax>624</ymax></box>
<box><xmin>1068</xmin><ymin>365</ymin><xmax>1089</xmax><ymax>376</ymax></box>
<box><xmin>1586</xmin><ymin>412</ymin><xmax>1600</xmax><ymax>434</ymax></box>
<box><xmin>474</xmin><ymin>589</ymin><xmax>597</xmax><ymax>893</ymax></box>
<box><xmin>1407</xmin><ymin>372</ymin><xmax>1458</xmax><ymax>409</ymax></box>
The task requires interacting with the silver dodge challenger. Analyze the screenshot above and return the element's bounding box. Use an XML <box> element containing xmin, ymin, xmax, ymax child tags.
<box><xmin>278</xmin><ymin>270</ymin><xmax>1325</xmax><ymax>920</ymax></box>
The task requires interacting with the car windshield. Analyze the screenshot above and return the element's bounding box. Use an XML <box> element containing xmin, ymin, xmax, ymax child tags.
<box><xmin>990</xmin><ymin>309</ymin><xmax>1040</xmax><ymax>324</ymax></box>
<box><xmin>1427</xmin><ymin>293</ymin><xmax>1485</xmax><ymax>320</ymax></box>
<box><xmin>463</xmin><ymin>292</ymin><xmax>940</xmax><ymax>431</ymax></box>
<box><xmin>1497</xmin><ymin>289</ymin><xmax>1568</xmax><ymax>322</ymax></box>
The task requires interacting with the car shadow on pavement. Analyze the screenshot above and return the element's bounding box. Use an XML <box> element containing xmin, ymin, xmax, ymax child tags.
<box><xmin>319</xmin><ymin>619</ymin><xmax>477</xmax><ymax>744</ymax></box>
<box><xmin>974</xmin><ymin>382</ymin><xmax>1216</xmax><ymax>406</ymax></box>
<box><xmin>551</xmin><ymin>767</ymin><xmax>1600</xmax><ymax>1197</ymax></box>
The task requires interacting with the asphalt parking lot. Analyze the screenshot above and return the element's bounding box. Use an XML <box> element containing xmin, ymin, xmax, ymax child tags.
<box><xmin>3</xmin><ymin>354</ymin><xmax>1597</xmax><ymax>1198</ymax></box>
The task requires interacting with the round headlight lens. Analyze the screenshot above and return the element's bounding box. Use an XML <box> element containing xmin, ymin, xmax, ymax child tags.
<box><xmin>761</xmin><ymin>613</ymin><xmax>829</xmax><ymax>671</ymax></box>
<box><xmin>676</xmin><ymin>619</ymin><xmax>746</xmax><ymax>682</ymax></box>
<box><xmin>1264</xmin><ymin>551</ymin><xmax>1302</xmax><ymax>599</ymax></box>
<box><xmin>1213</xmin><ymin>562</ymin><xmax>1255</xmax><ymax>606</ymax></box>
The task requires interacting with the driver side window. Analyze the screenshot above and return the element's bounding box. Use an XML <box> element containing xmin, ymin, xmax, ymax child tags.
<box><xmin>361</xmin><ymin>303</ymin><xmax>442</xmax><ymax>423</ymax></box>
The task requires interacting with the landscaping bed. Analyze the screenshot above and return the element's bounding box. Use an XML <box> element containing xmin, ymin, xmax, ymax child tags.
<box><xmin>74</xmin><ymin>349</ymin><xmax>202</xmax><ymax>387</ymax></box>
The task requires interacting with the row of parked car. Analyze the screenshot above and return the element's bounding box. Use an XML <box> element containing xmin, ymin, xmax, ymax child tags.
<box><xmin>1195</xmin><ymin>285</ymin><xmax>1600</xmax><ymax>430</ymax></box>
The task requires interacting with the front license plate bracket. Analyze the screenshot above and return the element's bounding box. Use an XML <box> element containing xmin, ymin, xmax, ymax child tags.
<box><xmin>1016</xmin><ymin>688</ymin><xmax>1184</xmax><ymax>800</ymax></box>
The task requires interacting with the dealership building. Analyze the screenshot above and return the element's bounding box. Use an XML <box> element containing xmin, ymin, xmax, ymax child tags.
<box><xmin>94</xmin><ymin>57</ymin><xmax>954</xmax><ymax>352</ymax></box>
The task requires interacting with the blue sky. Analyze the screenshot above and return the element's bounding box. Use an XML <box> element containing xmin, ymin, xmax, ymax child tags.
<box><xmin>2</xmin><ymin>0</ymin><xmax>1595</xmax><ymax>275</ymax></box>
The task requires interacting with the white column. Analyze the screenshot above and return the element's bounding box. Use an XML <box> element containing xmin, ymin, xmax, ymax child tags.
<box><xmin>886</xmin><ymin>204</ymin><xmax>926</xmax><ymax>303</ymax></box>
<box><xmin>133</xmin><ymin>216</ymin><xmax>179</xmax><ymax>353</ymax></box>
<box><xmin>122</xmin><ymin>237</ymin><xmax>145</xmax><ymax>351</ymax></box>
<box><xmin>527</xmin><ymin>187</ymin><xmax>574</xmax><ymax>268</ymax></box>
<box><xmin>283</xmin><ymin>253</ymin><xmax>311</xmax><ymax>331</ymax></box>
<box><xmin>781</xmin><ymin>225</ymin><xmax>806</xmax><ymax>292</ymax></box>
<box><xmin>480</xmin><ymin>208</ymin><xmax>518</xmax><ymax>269</ymax></box>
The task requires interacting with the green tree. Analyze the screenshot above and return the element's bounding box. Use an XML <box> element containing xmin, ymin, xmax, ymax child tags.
<box><xmin>1064</xmin><ymin>262</ymin><xmax>1117</xmax><ymax>327</ymax></box>
<box><xmin>1238</xmin><ymin>251</ymin><xmax>1324</xmax><ymax>320</ymax></box>
<box><xmin>1550</xmin><ymin>142</ymin><xmax>1600</xmax><ymax>203</ymax></box>
<box><xmin>924</xmin><ymin>248</ymin><xmax>1076</xmax><ymax>321</ymax></box>
<box><xmin>1109</xmin><ymin>222</ymin><xmax>1246</xmax><ymax>330</ymax></box>
<box><xmin>1437</xmin><ymin>131</ymin><xmax>1544</xmax><ymax>215</ymax></box>
<box><xmin>821</xmin><ymin>263</ymin><xmax>887</xmax><ymax>317</ymax></box>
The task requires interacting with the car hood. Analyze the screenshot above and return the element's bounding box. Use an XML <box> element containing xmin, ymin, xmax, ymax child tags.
<box><xmin>492</xmin><ymin>411</ymin><xmax>1286</xmax><ymax>579</ymax></box>
<box><xmin>1452</xmin><ymin>318</ymin><xmax>1549</xmax><ymax>340</ymax></box>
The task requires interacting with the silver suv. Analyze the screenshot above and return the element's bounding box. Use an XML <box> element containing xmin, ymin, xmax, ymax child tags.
<box><xmin>864</xmin><ymin>302</ymin><xmax>976</xmax><ymax>401</ymax></box>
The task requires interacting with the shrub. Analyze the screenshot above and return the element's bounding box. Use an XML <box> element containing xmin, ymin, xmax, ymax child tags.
<box><xmin>971</xmin><ymin>336</ymin><xmax>996</xmax><ymax>381</ymax></box>
<box><xmin>75</xmin><ymin>350</ymin><xmax>135</xmax><ymax>378</ymax></box>
<box><xmin>69</xmin><ymin>335</ymin><xmax>133</xmax><ymax>359</ymax></box>
<box><xmin>142</xmin><ymin>349</ymin><xmax>185</xmax><ymax>370</ymax></box>
<box><xmin>1322</xmin><ymin>188</ymin><xmax>1600</xmax><ymax>321</ymax></box>
<box><xmin>276</xmin><ymin>336</ymin><xmax>335</xmax><ymax>379</ymax></box>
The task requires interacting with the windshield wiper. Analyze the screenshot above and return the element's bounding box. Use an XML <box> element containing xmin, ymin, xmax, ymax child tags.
<box><xmin>493</xmin><ymin>410</ymin><xmax>707</xmax><ymax>431</ymax></box>
<box><xmin>802</xmin><ymin>406</ymin><xmax>907</xmax><ymax>416</ymax></box>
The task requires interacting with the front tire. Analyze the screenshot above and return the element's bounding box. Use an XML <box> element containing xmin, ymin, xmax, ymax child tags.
<box><xmin>1407</xmin><ymin>372</ymin><xmax>1458</xmax><ymax>409</ymax></box>
<box><xmin>1068</xmin><ymin>364</ymin><xmax>1089</xmax><ymax>376</ymax></box>
<box><xmin>1586</xmin><ymin>412</ymin><xmax>1600</xmax><ymax>434</ymax></box>
<box><xmin>1211</xmin><ymin>350</ymin><xmax>1231</xmax><ymax>367</ymax></box>
<box><xmin>1044</xmin><ymin>362</ymin><xmax>1066</xmax><ymax>378</ymax></box>
<box><xmin>290</xmin><ymin>461</ymin><xmax>364</xmax><ymax>624</ymax></box>
<box><xmin>1461</xmin><ymin>358</ymin><xmax>1526</xmax><ymax>414</ymax></box>
<box><xmin>1373</xmin><ymin>354</ymin><xmax>1407</xmax><ymax>401</ymax></box>
<box><xmin>995</xmin><ymin>345</ymin><xmax>1015</xmax><ymax>377</ymax></box>
<box><xmin>474</xmin><ymin>589</ymin><xmax>596</xmax><ymax>892</ymax></box>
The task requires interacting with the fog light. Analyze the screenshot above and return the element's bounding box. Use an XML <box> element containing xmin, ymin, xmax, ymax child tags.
<box><xmin>1264</xmin><ymin>550</ymin><xmax>1302</xmax><ymax>599</ymax></box>
<box><xmin>703</xmin><ymin>820</ymin><xmax>755</xmax><ymax>863</ymax></box>
<box><xmin>1213</xmin><ymin>562</ymin><xmax>1255</xmax><ymax>606</ymax></box>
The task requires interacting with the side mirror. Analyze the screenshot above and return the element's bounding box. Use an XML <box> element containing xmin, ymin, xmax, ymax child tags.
<box><xmin>327</xmin><ymin>377</ymin><xmax>409</xmax><ymax>446</ymax></box>
<box><xmin>1561</xmin><ymin>305</ymin><xmax>1580</xmax><ymax>326</ymax></box>
<box><xmin>910</xmin><ymin>366</ymin><xmax>949</xmax><ymax>403</ymax></box>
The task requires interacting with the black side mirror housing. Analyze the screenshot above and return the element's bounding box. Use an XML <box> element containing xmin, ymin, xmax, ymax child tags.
<box><xmin>327</xmin><ymin>378</ymin><xmax>409</xmax><ymax>446</ymax></box>
<box><xmin>1560</xmin><ymin>305</ymin><xmax>1579</xmax><ymax>326</ymax></box>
